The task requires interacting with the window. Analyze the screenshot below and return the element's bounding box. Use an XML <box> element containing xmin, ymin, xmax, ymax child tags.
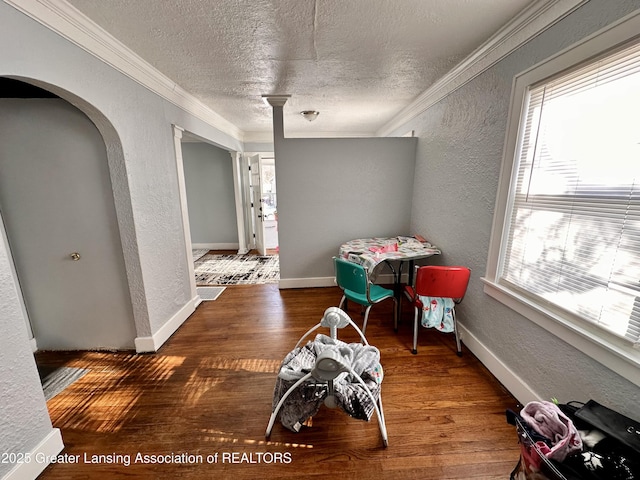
<box><xmin>504</xmin><ymin>41</ymin><xmax>640</xmax><ymax>344</ymax></box>
<box><xmin>484</xmin><ymin>12</ymin><xmax>640</xmax><ymax>385</ymax></box>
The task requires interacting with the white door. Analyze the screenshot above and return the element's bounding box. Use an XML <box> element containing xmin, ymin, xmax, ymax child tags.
<box><xmin>0</xmin><ymin>98</ymin><xmax>136</xmax><ymax>350</ymax></box>
<box><xmin>259</xmin><ymin>157</ymin><xmax>278</xmax><ymax>251</ymax></box>
<box><xmin>249</xmin><ymin>154</ymin><xmax>266</xmax><ymax>255</ymax></box>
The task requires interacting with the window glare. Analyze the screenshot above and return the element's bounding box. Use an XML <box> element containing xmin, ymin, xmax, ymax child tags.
<box><xmin>528</xmin><ymin>73</ymin><xmax>640</xmax><ymax>195</ymax></box>
<box><xmin>502</xmin><ymin>40</ymin><xmax>640</xmax><ymax>346</ymax></box>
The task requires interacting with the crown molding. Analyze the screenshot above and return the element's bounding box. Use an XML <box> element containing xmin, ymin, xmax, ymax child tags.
<box><xmin>6</xmin><ymin>0</ymin><xmax>590</xmax><ymax>142</ymax></box>
<box><xmin>5</xmin><ymin>0</ymin><xmax>244</xmax><ymax>142</ymax></box>
<box><xmin>376</xmin><ymin>0</ymin><xmax>590</xmax><ymax>137</ymax></box>
<box><xmin>242</xmin><ymin>130</ymin><xmax>376</xmax><ymax>144</ymax></box>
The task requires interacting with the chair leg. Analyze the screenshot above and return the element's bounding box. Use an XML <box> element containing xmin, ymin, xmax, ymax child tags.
<box><xmin>412</xmin><ymin>306</ymin><xmax>419</xmax><ymax>355</ymax></box>
<box><xmin>452</xmin><ymin>308</ymin><xmax>462</xmax><ymax>356</ymax></box>
<box><xmin>362</xmin><ymin>305</ymin><xmax>372</xmax><ymax>335</ymax></box>
<box><xmin>392</xmin><ymin>297</ymin><xmax>398</xmax><ymax>332</ymax></box>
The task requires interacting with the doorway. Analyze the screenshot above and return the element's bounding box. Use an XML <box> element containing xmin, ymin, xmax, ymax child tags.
<box><xmin>0</xmin><ymin>79</ymin><xmax>136</xmax><ymax>351</ymax></box>
<box><xmin>249</xmin><ymin>154</ymin><xmax>279</xmax><ymax>256</ymax></box>
<box><xmin>176</xmin><ymin>135</ymin><xmax>279</xmax><ymax>287</ymax></box>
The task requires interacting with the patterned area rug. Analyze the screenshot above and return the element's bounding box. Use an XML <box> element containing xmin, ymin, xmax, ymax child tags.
<box><xmin>194</xmin><ymin>254</ymin><xmax>279</xmax><ymax>285</ymax></box>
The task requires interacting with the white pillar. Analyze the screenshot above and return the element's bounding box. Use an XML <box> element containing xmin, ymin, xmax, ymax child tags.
<box><xmin>172</xmin><ymin>125</ymin><xmax>199</xmax><ymax>303</ymax></box>
<box><xmin>230</xmin><ymin>150</ymin><xmax>249</xmax><ymax>254</ymax></box>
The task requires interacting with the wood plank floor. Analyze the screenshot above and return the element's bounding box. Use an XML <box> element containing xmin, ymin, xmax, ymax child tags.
<box><xmin>36</xmin><ymin>284</ymin><xmax>522</xmax><ymax>479</ymax></box>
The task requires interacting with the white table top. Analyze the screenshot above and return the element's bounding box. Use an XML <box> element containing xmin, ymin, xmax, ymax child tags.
<box><xmin>339</xmin><ymin>236</ymin><xmax>441</xmax><ymax>274</ymax></box>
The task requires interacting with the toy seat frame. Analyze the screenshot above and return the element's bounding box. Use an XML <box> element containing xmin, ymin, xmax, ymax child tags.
<box><xmin>265</xmin><ymin>307</ymin><xmax>388</xmax><ymax>447</ymax></box>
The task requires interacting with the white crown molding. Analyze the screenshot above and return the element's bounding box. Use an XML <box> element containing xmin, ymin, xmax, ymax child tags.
<box><xmin>5</xmin><ymin>0</ymin><xmax>245</xmax><ymax>142</ymax></box>
<box><xmin>287</xmin><ymin>131</ymin><xmax>376</xmax><ymax>139</ymax></box>
<box><xmin>242</xmin><ymin>131</ymin><xmax>275</xmax><ymax>145</ymax></box>
<box><xmin>243</xmin><ymin>130</ymin><xmax>376</xmax><ymax>144</ymax></box>
<box><xmin>6</xmin><ymin>0</ymin><xmax>589</xmax><ymax>142</ymax></box>
<box><xmin>376</xmin><ymin>0</ymin><xmax>590</xmax><ymax>137</ymax></box>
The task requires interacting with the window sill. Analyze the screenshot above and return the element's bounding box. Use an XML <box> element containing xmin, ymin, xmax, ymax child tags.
<box><xmin>481</xmin><ymin>277</ymin><xmax>640</xmax><ymax>387</ymax></box>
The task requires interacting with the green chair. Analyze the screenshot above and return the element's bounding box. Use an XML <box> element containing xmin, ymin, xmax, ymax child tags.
<box><xmin>333</xmin><ymin>256</ymin><xmax>397</xmax><ymax>335</ymax></box>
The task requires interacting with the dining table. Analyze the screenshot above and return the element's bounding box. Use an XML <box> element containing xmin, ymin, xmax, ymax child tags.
<box><xmin>338</xmin><ymin>235</ymin><xmax>441</xmax><ymax>317</ymax></box>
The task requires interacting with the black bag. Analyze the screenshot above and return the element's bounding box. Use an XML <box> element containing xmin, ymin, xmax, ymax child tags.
<box><xmin>575</xmin><ymin>400</ymin><xmax>640</xmax><ymax>454</ymax></box>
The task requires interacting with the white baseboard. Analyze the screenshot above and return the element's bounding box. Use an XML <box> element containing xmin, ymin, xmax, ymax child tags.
<box><xmin>278</xmin><ymin>276</ymin><xmax>335</xmax><ymax>289</ymax></box>
<box><xmin>192</xmin><ymin>243</ymin><xmax>239</xmax><ymax>250</ymax></box>
<box><xmin>458</xmin><ymin>323</ymin><xmax>539</xmax><ymax>405</ymax></box>
<box><xmin>3</xmin><ymin>428</ymin><xmax>64</xmax><ymax>480</ymax></box>
<box><xmin>134</xmin><ymin>296</ymin><xmax>198</xmax><ymax>353</ymax></box>
<box><xmin>277</xmin><ymin>273</ymin><xmax>402</xmax><ymax>289</ymax></box>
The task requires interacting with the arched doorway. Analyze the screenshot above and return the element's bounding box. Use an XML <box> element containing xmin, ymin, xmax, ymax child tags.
<box><xmin>0</xmin><ymin>78</ymin><xmax>137</xmax><ymax>350</ymax></box>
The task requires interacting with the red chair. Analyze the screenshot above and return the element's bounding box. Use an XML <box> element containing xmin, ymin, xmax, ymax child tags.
<box><xmin>402</xmin><ymin>266</ymin><xmax>470</xmax><ymax>355</ymax></box>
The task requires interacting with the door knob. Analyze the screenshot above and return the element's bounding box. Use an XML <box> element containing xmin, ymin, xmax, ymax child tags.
<box><xmin>70</xmin><ymin>252</ymin><xmax>81</xmax><ymax>261</ymax></box>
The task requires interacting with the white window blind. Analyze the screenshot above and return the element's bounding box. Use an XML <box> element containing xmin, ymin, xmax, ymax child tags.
<box><xmin>499</xmin><ymin>40</ymin><xmax>640</xmax><ymax>346</ymax></box>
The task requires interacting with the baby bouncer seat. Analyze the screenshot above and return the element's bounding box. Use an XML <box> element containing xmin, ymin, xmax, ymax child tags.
<box><xmin>266</xmin><ymin>307</ymin><xmax>388</xmax><ymax>447</ymax></box>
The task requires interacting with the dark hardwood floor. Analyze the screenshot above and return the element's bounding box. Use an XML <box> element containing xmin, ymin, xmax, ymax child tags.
<box><xmin>36</xmin><ymin>284</ymin><xmax>521</xmax><ymax>479</ymax></box>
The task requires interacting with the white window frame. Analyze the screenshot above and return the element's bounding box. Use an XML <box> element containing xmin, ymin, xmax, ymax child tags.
<box><xmin>483</xmin><ymin>10</ymin><xmax>640</xmax><ymax>387</ymax></box>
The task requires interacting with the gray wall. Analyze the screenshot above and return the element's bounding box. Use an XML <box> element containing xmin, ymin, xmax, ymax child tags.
<box><xmin>388</xmin><ymin>0</ymin><xmax>640</xmax><ymax>419</ymax></box>
<box><xmin>182</xmin><ymin>142</ymin><xmax>239</xmax><ymax>245</ymax></box>
<box><xmin>276</xmin><ymin>137</ymin><xmax>417</xmax><ymax>280</ymax></box>
<box><xmin>0</xmin><ymin>237</ymin><xmax>54</xmax><ymax>479</ymax></box>
<box><xmin>0</xmin><ymin>0</ymin><xmax>243</xmax><ymax>341</ymax></box>
<box><xmin>2</xmin><ymin>0</ymin><xmax>638</xmax><ymax>475</ymax></box>
<box><xmin>0</xmin><ymin>98</ymin><xmax>136</xmax><ymax>350</ymax></box>
<box><xmin>0</xmin><ymin>2</ymin><xmax>242</xmax><ymax>474</ymax></box>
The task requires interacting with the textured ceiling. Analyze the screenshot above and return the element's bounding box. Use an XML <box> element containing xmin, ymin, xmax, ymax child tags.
<box><xmin>65</xmin><ymin>0</ymin><xmax>535</xmax><ymax>138</ymax></box>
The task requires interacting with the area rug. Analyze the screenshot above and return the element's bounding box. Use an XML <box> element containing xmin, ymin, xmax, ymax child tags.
<box><xmin>196</xmin><ymin>286</ymin><xmax>226</xmax><ymax>301</ymax></box>
<box><xmin>38</xmin><ymin>365</ymin><xmax>89</xmax><ymax>401</ymax></box>
<box><xmin>194</xmin><ymin>254</ymin><xmax>279</xmax><ymax>285</ymax></box>
<box><xmin>192</xmin><ymin>249</ymin><xmax>209</xmax><ymax>262</ymax></box>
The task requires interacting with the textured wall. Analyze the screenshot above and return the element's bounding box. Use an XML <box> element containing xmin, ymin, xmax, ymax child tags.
<box><xmin>182</xmin><ymin>142</ymin><xmax>239</xmax><ymax>245</ymax></box>
<box><xmin>0</xmin><ymin>237</ymin><xmax>53</xmax><ymax>478</ymax></box>
<box><xmin>0</xmin><ymin>1</ymin><xmax>243</xmax><ymax>469</ymax></box>
<box><xmin>393</xmin><ymin>0</ymin><xmax>640</xmax><ymax>419</ymax></box>
<box><xmin>276</xmin><ymin>136</ymin><xmax>417</xmax><ymax>280</ymax></box>
<box><xmin>0</xmin><ymin>2</ymin><xmax>243</xmax><ymax>337</ymax></box>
